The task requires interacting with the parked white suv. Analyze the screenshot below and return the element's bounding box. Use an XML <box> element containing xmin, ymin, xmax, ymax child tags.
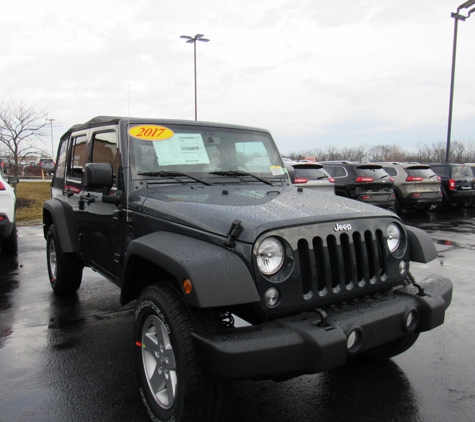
<box><xmin>0</xmin><ymin>172</ymin><xmax>19</xmax><ymax>254</ymax></box>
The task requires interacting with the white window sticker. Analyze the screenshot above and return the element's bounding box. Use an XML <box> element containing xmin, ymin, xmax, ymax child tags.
<box><xmin>153</xmin><ymin>134</ymin><xmax>210</xmax><ymax>166</ymax></box>
<box><xmin>271</xmin><ymin>166</ymin><xmax>284</xmax><ymax>175</ymax></box>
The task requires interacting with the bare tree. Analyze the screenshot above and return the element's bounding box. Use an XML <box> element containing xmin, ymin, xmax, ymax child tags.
<box><xmin>0</xmin><ymin>101</ymin><xmax>49</xmax><ymax>176</ymax></box>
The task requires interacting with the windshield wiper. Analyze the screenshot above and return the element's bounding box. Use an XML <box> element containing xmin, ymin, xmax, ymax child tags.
<box><xmin>137</xmin><ymin>171</ymin><xmax>213</xmax><ymax>186</ymax></box>
<box><xmin>316</xmin><ymin>175</ymin><xmax>329</xmax><ymax>180</ymax></box>
<box><xmin>209</xmin><ymin>170</ymin><xmax>274</xmax><ymax>186</ymax></box>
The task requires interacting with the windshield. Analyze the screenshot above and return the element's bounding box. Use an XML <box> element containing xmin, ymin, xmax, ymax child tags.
<box><xmin>292</xmin><ymin>165</ymin><xmax>329</xmax><ymax>180</ymax></box>
<box><xmin>406</xmin><ymin>168</ymin><xmax>437</xmax><ymax>179</ymax></box>
<box><xmin>452</xmin><ymin>165</ymin><xmax>473</xmax><ymax>178</ymax></box>
<box><xmin>128</xmin><ymin>124</ymin><xmax>285</xmax><ymax>182</ymax></box>
<box><xmin>356</xmin><ymin>167</ymin><xmax>389</xmax><ymax>179</ymax></box>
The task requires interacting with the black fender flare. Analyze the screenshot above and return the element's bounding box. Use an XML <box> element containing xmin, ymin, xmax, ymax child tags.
<box><xmin>43</xmin><ymin>199</ymin><xmax>80</xmax><ymax>253</ymax></box>
<box><xmin>406</xmin><ymin>225</ymin><xmax>437</xmax><ymax>263</ymax></box>
<box><xmin>120</xmin><ymin>231</ymin><xmax>260</xmax><ymax>308</ymax></box>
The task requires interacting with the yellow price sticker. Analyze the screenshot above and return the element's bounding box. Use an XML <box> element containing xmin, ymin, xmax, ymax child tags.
<box><xmin>128</xmin><ymin>125</ymin><xmax>174</xmax><ymax>141</ymax></box>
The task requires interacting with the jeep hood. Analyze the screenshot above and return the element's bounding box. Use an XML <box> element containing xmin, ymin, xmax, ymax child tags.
<box><xmin>134</xmin><ymin>185</ymin><xmax>395</xmax><ymax>243</ymax></box>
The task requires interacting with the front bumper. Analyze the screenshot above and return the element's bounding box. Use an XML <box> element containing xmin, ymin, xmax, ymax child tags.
<box><xmin>193</xmin><ymin>274</ymin><xmax>452</xmax><ymax>380</ymax></box>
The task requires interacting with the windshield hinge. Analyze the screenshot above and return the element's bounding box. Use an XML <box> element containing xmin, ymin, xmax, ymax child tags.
<box><xmin>224</xmin><ymin>219</ymin><xmax>243</xmax><ymax>249</ymax></box>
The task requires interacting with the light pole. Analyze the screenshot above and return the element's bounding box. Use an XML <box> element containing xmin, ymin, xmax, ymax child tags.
<box><xmin>180</xmin><ymin>34</ymin><xmax>210</xmax><ymax>121</ymax></box>
<box><xmin>46</xmin><ymin>118</ymin><xmax>55</xmax><ymax>157</ymax></box>
<box><xmin>446</xmin><ymin>0</ymin><xmax>475</xmax><ymax>162</ymax></box>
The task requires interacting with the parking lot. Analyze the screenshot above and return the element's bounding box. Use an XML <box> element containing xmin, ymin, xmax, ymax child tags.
<box><xmin>1</xmin><ymin>208</ymin><xmax>475</xmax><ymax>422</ymax></box>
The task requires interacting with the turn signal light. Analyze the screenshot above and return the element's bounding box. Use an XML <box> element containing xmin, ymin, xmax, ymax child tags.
<box><xmin>182</xmin><ymin>279</ymin><xmax>193</xmax><ymax>294</ymax></box>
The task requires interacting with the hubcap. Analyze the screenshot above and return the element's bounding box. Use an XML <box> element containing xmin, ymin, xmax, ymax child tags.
<box><xmin>48</xmin><ymin>238</ymin><xmax>57</xmax><ymax>280</ymax></box>
<box><xmin>141</xmin><ymin>315</ymin><xmax>177</xmax><ymax>409</ymax></box>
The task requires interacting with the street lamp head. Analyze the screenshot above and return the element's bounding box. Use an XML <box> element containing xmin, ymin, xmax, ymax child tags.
<box><xmin>458</xmin><ymin>0</ymin><xmax>475</xmax><ymax>11</ymax></box>
<box><xmin>180</xmin><ymin>34</ymin><xmax>210</xmax><ymax>43</ymax></box>
<box><xmin>451</xmin><ymin>12</ymin><xmax>467</xmax><ymax>20</ymax></box>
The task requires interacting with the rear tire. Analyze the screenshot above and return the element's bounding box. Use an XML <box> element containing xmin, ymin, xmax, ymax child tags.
<box><xmin>1</xmin><ymin>222</ymin><xmax>18</xmax><ymax>255</ymax></box>
<box><xmin>46</xmin><ymin>224</ymin><xmax>83</xmax><ymax>294</ymax></box>
<box><xmin>134</xmin><ymin>283</ymin><xmax>231</xmax><ymax>422</ymax></box>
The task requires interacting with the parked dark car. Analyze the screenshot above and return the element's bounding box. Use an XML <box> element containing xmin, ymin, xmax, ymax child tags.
<box><xmin>377</xmin><ymin>162</ymin><xmax>442</xmax><ymax>212</ymax></box>
<box><xmin>0</xmin><ymin>157</ymin><xmax>10</xmax><ymax>174</ymax></box>
<box><xmin>285</xmin><ymin>161</ymin><xmax>335</xmax><ymax>194</ymax></box>
<box><xmin>321</xmin><ymin>161</ymin><xmax>395</xmax><ymax>208</ymax></box>
<box><xmin>37</xmin><ymin>158</ymin><xmax>55</xmax><ymax>175</ymax></box>
<box><xmin>426</xmin><ymin>163</ymin><xmax>475</xmax><ymax>207</ymax></box>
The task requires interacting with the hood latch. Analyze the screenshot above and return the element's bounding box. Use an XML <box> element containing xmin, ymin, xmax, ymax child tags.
<box><xmin>224</xmin><ymin>219</ymin><xmax>243</xmax><ymax>249</ymax></box>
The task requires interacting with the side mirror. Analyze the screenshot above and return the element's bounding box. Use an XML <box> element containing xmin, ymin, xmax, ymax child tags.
<box><xmin>83</xmin><ymin>163</ymin><xmax>113</xmax><ymax>194</ymax></box>
<box><xmin>8</xmin><ymin>177</ymin><xmax>20</xmax><ymax>185</ymax></box>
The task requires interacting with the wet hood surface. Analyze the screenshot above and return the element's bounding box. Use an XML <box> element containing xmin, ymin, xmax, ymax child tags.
<box><xmin>133</xmin><ymin>184</ymin><xmax>396</xmax><ymax>242</ymax></box>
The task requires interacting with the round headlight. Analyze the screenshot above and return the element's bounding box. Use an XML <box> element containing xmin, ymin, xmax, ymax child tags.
<box><xmin>387</xmin><ymin>223</ymin><xmax>402</xmax><ymax>254</ymax></box>
<box><xmin>256</xmin><ymin>237</ymin><xmax>284</xmax><ymax>275</ymax></box>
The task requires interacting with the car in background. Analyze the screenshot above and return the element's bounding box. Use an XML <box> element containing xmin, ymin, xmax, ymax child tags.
<box><xmin>0</xmin><ymin>171</ymin><xmax>19</xmax><ymax>254</ymax></box>
<box><xmin>426</xmin><ymin>163</ymin><xmax>475</xmax><ymax>207</ymax></box>
<box><xmin>285</xmin><ymin>161</ymin><xmax>335</xmax><ymax>194</ymax></box>
<box><xmin>37</xmin><ymin>158</ymin><xmax>55</xmax><ymax>175</ymax></box>
<box><xmin>0</xmin><ymin>157</ymin><xmax>10</xmax><ymax>174</ymax></box>
<box><xmin>377</xmin><ymin>162</ymin><xmax>442</xmax><ymax>212</ymax></box>
<box><xmin>321</xmin><ymin>161</ymin><xmax>395</xmax><ymax>209</ymax></box>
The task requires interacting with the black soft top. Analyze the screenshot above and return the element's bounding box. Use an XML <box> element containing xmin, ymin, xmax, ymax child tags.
<box><xmin>65</xmin><ymin>116</ymin><xmax>270</xmax><ymax>136</ymax></box>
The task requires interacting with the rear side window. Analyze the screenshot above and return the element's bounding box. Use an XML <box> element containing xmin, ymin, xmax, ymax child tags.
<box><xmin>383</xmin><ymin>167</ymin><xmax>398</xmax><ymax>177</ymax></box>
<box><xmin>325</xmin><ymin>166</ymin><xmax>347</xmax><ymax>178</ymax></box>
<box><xmin>52</xmin><ymin>138</ymin><xmax>69</xmax><ymax>189</ymax></box>
<box><xmin>430</xmin><ymin>166</ymin><xmax>448</xmax><ymax>178</ymax></box>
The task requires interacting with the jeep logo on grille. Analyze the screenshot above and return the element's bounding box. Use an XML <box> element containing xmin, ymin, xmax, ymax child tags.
<box><xmin>334</xmin><ymin>223</ymin><xmax>352</xmax><ymax>232</ymax></box>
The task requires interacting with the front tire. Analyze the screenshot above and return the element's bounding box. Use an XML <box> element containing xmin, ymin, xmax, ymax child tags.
<box><xmin>134</xmin><ymin>283</ymin><xmax>230</xmax><ymax>422</ymax></box>
<box><xmin>46</xmin><ymin>224</ymin><xmax>83</xmax><ymax>294</ymax></box>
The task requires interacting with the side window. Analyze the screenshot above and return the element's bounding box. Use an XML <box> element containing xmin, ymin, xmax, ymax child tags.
<box><xmin>91</xmin><ymin>131</ymin><xmax>119</xmax><ymax>187</ymax></box>
<box><xmin>68</xmin><ymin>135</ymin><xmax>88</xmax><ymax>180</ymax></box>
<box><xmin>383</xmin><ymin>167</ymin><xmax>398</xmax><ymax>177</ymax></box>
<box><xmin>53</xmin><ymin>137</ymin><xmax>69</xmax><ymax>188</ymax></box>
<box><xmin>326</xmin><ymin>166</ymin><xmax>347</xmax><ymax>178</ymax></box>
<box><xmin>430</xmin><ymin>166</ymin><xmax>446</xmax><ymax>178</ymax></box>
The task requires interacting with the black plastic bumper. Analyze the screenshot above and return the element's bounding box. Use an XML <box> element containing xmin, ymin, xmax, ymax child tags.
<box><xmin>193</xmin><ymin>275</ymin><xmax>452</xmax><ymax>380</ymax></box>
<box><xmin>0</xmin><ymin>215</ymin><xmax>13</xmax><ymax>242</ymax></box>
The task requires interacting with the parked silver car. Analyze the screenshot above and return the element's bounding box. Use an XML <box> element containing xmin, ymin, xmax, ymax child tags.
<box><xmin>377</xmin><ymin>162</ymin><xmax>442</xmax><ymax>212</ymax></box>
<box><xmin>285</xmin><ymin>161</ymin><xmax>335</xmax><ymax>194</ymax></box>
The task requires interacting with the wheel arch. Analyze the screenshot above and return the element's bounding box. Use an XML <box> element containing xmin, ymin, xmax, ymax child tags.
<box><xmin>406</xmin><ymin>225</ymin><xmax>438</xmax><ymax>263</ymax></box>
<box><xmin>120</xmin><ymin>231</ymin><xmax>260</xmax><ymax>308</ymax></box>
<box><xmin>43</xmin><ymin>199</ymin><xmax>80</xmax><ymax>253</ymax></box>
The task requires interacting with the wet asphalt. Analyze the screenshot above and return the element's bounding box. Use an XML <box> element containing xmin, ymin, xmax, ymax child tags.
<box><xmin>1</xmin><ymin>208</ymin><xmax>475</xmax><ymax>422</ymax></box>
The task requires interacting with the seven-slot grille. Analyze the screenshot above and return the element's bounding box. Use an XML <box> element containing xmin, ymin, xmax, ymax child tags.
<box><xmin>297</xmin><ymin>229</ymin><xmax>386</xmax><ymax>298</ymax></box>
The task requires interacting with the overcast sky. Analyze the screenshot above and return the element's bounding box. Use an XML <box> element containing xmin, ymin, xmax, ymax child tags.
<box><xmin>1</xmin><ymin>0</ymin><xmax>474</xmax><ymax>156</ymax></box>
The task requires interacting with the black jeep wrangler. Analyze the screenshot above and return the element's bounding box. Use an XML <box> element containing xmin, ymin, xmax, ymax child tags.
<box><xmin>43</xmin><ymin>117</ymin><xmax>452</xmax><ymax>422</ymax></box>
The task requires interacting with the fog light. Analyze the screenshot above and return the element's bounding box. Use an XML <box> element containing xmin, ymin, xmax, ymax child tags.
<box><xmin>264</xmin><ymin>288</ymin><xmax>280</xmax><ymax>308</ymax></box>
<box><xmin>405</xmin><ymin>310</ymin><xmax>419</xmax><ymax>331</ymax></box>
<box><xmin>399</xmin><ymin>260</ymin><xmax>407</xmax><ymax>275</ymax></box>
<box><xmin>347</xmin><ymin>328</ymin><xmax>362</xmax><ymax>352</ymax></box>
